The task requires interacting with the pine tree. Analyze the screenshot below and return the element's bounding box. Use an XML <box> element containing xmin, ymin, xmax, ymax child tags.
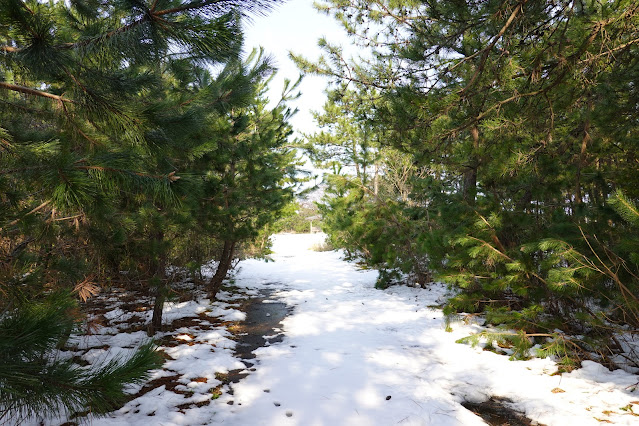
<box><xmin>299</xmin><ymin>0</ymin><xmax>639</xmax><ymax>365</ymax></box>
<box><xmin>1</xmin><ymin>0</ymin><xmax>285</xmax><ymax>419</ymax></box>
<box><xmin>302</xmin><ymin>86</ymin><xmax>433</xmax><ymax>287</ymax></box>
<box><xmin>188</xmin><ymin>50</ymin><xmax>300</xmax><ymax>298</ymax></box>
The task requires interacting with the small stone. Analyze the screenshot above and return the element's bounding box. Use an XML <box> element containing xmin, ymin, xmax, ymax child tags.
<box><xmin>264</xmin><ymin>389</ymin><xmax>270</xmax><ymax>393</ymax></box>
<box><xmin>285</xmin><ymin>411</ymin><xmax>293</xmax><ymax>417</ymax></box>
<box><xmin>551</xmin><ymin>388</ymin><xmax>565</xmax><ymax>393</ymax></box>
<box><xmin>386</xmin><ymin>395</ymin><xmax>391</xmax><ymax>400</ymax></box>
<box><xmin>274</xmin><ymin>402</ymin><xmax>281</xmax><ymax>407</ymax></box>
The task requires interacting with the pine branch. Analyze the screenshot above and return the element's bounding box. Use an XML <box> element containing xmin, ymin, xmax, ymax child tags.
<box><xmin>0</xmin><ymin>294</ymin><xmax>162</xmax><ymax>420</ymax></box>
<box><xmin>75</xmin><ymin>165</ymin><xmax>180</xmax><ymax>182</ymax></box>
<box><xmin>0</xmin><ymin>201</ymin><xmax>51</xmax><ymax>233</ymax></box>
<box><xmin>0</xmin><ymin>82</ymin><xmax>73</xmax><ymax>104</ymax></box>
<box><xmin>156</xmin><ymin>0</ymin><xmax>226</xmax><ymax>16</ymax></box>
<box><xmin>610</xmin><ymin>190</ymin><xmax>639</xmax><ymax>225</ymax></box>
<box><xmin>2</xmin><ymin>0</ymin><xmax>264</xmax><ymax>55</ymax></box>
<box><xmin>155</xmin><ymin>0</ymin><xmax>277</xmax><ymax>17</ymax></box>
<box><xmin>459</xmin><ymin>0</ymin><xmax>529</xmax><ymax>95</ymax></box>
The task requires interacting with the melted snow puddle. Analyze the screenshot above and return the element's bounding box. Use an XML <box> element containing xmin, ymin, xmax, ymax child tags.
<box><xmin>463</xmin><ymin>397</ymin><xmax>543</xmax><ymax>426</ymax></box>
<box><xmin>223</xmin><ymin>287</ymin><xmax>290</xmax><ymax>399</ymax></box>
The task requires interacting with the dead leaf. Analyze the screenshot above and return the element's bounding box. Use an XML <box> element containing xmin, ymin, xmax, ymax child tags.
<box><xmin>73</xmin><ymin>277</ymin><xmax>100</xmax><ymax>301</ymax></box>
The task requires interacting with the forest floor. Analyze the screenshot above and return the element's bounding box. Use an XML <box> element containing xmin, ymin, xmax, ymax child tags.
<box><xmin>35</xmin><ymin>234</ymin><xmax>639</xmax><ymax>426</ymax></box>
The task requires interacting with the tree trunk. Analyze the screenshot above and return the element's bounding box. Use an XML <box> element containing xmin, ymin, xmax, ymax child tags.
<box><xmin>208</xmin><ymin>240</ymin><xmax>236</xmax><ymax>300</ymax></box>
<box><xmin>575</xmin><ymin>120</ymin><xmax>591</xmax><ymax>206</ymax></box>
<box><xmin>373</xmin><ymin>163</ymin><xmax>379</xmax><ymax>197</ymax></box>
<box><xmin>148</xmin><ymin>231</ymin><xmax>167</xmax><ymax>336</ymax></box>
<box><xmin>149</xmin><ymin>289</ymin><xmax>165</xmax><ymax>335</ymax></box>
<box><xmin>463</xmin><ymin>126</ymin><xmax>480</xmax><ymax>206</ymax></box>
<box><xmin>463</xmin><ymin>166</ymin><xmax>477</xmax><ymax>205</ymax></box>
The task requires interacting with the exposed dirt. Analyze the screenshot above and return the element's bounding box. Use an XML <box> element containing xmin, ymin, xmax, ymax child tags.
<box><xmin>462</xmin><ymin>397</ymin><xmax>545</xmax><ymax>426</ymax></box>
<box><xmin>72</xmin><ymin>284</ymin><xmax>291</xmax><ymax>413</ymax></box>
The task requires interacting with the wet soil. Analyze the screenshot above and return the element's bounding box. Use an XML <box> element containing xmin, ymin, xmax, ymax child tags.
<box><xmin>462</xmin><ymin>397</ymin><xmax>545</xmax><ymax>425</ymax></box>
<box><xmin>226</xmin><ymin>287</ymin><xmax>290</xmax><ymax>384</ymax></box>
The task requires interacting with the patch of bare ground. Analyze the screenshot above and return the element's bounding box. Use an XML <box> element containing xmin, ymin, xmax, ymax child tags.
<box><xmin>64</xmin><ymin>283</ymin><xmax>289</xmax><ymax>420</ymax></box>
<box><xmin>462</xmin><ymin>397</ymin><xmax>545</xmax><ymax>426</ymax></box>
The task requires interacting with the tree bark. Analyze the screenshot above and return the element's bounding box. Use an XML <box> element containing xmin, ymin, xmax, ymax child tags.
<box><xmin>148</xmin><ymin>231</ymin><xmax>167</xmax><ymax>336</ymax></box>
<box><xmin>208</xmin><ymin>240</ymin><xmax>236</xmax><ymax>300</ymax></box>
<box><xmin>463</xmin><ymin>126</ymin><xmax>480</xmax><ymax>205</ymax></box>
<box><xmin>149</xmin><ymin>288</ymin><xmax>165</xmax><ymax>335</ymax></box>
<box><xmin>463</xmin><ymin>166</ymin><xmax>477</xmax><ymax>205</ymax></box>
<box><xmin>373</xmin><ymin>163</ymin><xmax>379</xmax><ymax>197</ymax></box>
<box><xmin>575</xmin><ymin>120</ymin><xmax>591</xmax><ymax>205</ymax></box>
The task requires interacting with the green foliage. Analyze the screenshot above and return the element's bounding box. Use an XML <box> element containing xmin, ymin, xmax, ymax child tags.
<box><xmin>0</xmin><ymin>292</ymin><xmax>162</xmax><ymax>422</ymax></box>
<box><xmin>457</xmin><ymin>331</ymin><xmax>534</xmax><ymax>361</ymax></box>
<box><xmin>185</xmin><ymin>53</ymin><xmax>301</xmax><ymax>295</ymax></box>
<box><xmin>609</xmin><ymin>190</ymin><xmax>639</xmax><ymax>227</ymax></box>
<box><xmin>300</xmin><ymin>86</ymin><xmax>434</xmax><ymax>286</ymax></box>
<box><xmin>375</xmin><ymin>269</ymin><xmax>402</xmax><ymax>290</ymax></box>
<box><xmin>274</xmin><ymin>201</ymin><xmax>323</xmax><ymax>234</ymax></box>
<box><xmin>1</xmin><ymin>0</ymin><xmax>295</xmax><ymax>419</ymax></box>
<box><xmin>301</xmin><ymin>0</ymin><xmax>639</xmax><ymax>367</ymax></box>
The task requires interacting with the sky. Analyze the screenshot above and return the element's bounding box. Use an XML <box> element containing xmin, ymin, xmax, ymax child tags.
<box><xmin>243</xmin><ymin>0</ymin><xmax>352</xmax><ymax>136</ymax></box>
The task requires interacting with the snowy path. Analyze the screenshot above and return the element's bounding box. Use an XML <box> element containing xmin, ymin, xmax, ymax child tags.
<box><xmin>80</xmin><ymin>233</ymin><xmax>639</xmax><ymax>426</ymax></box>
<box><xmin>211</xmin><ymin>234</ymin><xmax>639</xmax><ymax>426</ymax></box>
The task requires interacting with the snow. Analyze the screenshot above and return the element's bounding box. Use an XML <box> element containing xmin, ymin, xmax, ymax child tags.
<box><xmin>31</xmin><ymin>233</ymin><xmax>639</xmax><ymax>425</ymax></box>
<box><xmin>206</xmin><ymin>305</ymin><xmax>247</xmax><ymax>321</ymax></box>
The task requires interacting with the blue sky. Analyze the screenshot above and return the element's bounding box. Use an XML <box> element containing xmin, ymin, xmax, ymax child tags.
<box><xmin>243</xmin><ymin>0</ymin><xmax>351</xmax><ymax>136</ymax></box>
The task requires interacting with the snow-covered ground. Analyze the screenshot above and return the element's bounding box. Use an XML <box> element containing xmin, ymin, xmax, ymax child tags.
<box><xmin>47</xmin><ymin>233</ymin><xmax>639</xmax><ymax>425</ymax></box>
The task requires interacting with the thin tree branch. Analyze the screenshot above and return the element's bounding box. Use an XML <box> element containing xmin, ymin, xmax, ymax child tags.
<box><xmin>460</xmin><ymin>0</ymin><xmax>529</xmax><ymax>95</ymax></box>
<box><xmin>0</xmin><ymin>82</ymin><xmax>73</xmax><ymax>103</ymax></box>
<box><xmin>154</xmin><ymin>0</ymin><xmax>227</xmax><ymax>16</ymax></box>
<box><xmin>0</xmin><ymin>201</ymin><xmax>51</xmax><ymax>232</ymax></box>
